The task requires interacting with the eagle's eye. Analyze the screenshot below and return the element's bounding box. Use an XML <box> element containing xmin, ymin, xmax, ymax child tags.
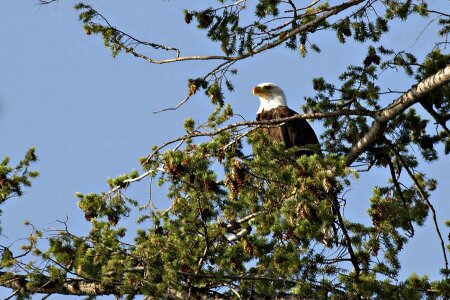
<box><xmin>265</xmin><ymin>85</ymin><xmax>274</xmax><ymax>90</ymax></box>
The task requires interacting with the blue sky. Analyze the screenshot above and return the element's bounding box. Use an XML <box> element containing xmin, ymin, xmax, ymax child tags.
<box><xmin>1</xmin><ymin>1</ymin><xmax>449</xmax><ymax>298</ymax></box>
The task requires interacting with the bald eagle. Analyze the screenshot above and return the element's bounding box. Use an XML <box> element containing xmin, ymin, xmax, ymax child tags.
<box><xmin>253</xmin><ymin>82</ymin><xmax>320</xmax><ymax>155</ymax></box>
<box><xmin>253</xmin><ymin>82</ymin><xmax>337</xmax><ymax>246</ymax></box>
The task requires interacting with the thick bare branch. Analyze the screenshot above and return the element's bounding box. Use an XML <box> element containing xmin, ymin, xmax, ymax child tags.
<box><xmin>0</xmin><ymin>272</ymin><xmax>207</xmax><ymax>299</ymax></box>
<box><xmin>345</xmin><ymin>64</ymin><xmax>450</xmax><ymax>166</ymax></box>
<box><xmin>0</xmin><ymin>271</ymin><xmax>340</xmax><ymax>299</ymax></box>
<box><xmin>0</xmin><ymin>273</ymin><xmax>120</xmax><ymax>296</ymax></box>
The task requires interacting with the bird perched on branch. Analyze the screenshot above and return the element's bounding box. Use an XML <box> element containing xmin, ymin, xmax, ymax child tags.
<box><xmin>253</xmin><ymin>82</ymin><xmax>337</xmax><ymax>246</ymax></box>
<box><xmin>253</xmin><ymin>82</ymin><xmax>321</xmax><ymax>156</ymax></box>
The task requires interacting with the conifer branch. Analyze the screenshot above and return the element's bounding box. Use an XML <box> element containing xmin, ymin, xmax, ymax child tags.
<box><xmin>333</xmin><ymin>200</ymin><xmax>361</xmax><ymax>280</ymax></box>
<box><xmin>100</xmin><ymin>0</ymin><xmax>365</xmax><ymax>65</ymax></box>
<box><xmin>386</xmin><ymin>155</ymin><xmax>414</xmax><ymax>237</ymax></box>
<box><xmin>153</xmin><ymin>61</ymin><xmax>236</xmax><ymax>113</ymax></box>
<box><xmin>388</xmin><ymin>142</ymin><xmax>449</xmax><ymax>273</ymax></box>
<box><xmin>119</xmin><ymin>109</ymin><xmax>375</xmax><ymax>190</ymax></box>
<box><xmin>345</xmin><ymin>64</ymin><xmax>450</xmax><ymax>166</ymax></box>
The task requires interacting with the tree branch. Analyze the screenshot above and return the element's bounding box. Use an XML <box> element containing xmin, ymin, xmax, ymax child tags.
<box><xmin>332</xmin><ymin>197</ymin><xmax>361</xmax><ymax>280</ymax></box>
<box><xmin>38</xmin><ymin>0</ymin><xmax>57</xmax><ymax>4</ymax></box>
<box><xmin>118</xmin><ymin>0</ymin><xmax>365</xmax><ymax>64</ymax></box>
<box><xmin>0</xmin><ymin>272</ymin><xmax>120</xmax><ymax>296</ymax></box>
<box><xmin>388</xmin><ymin>142</ymin><xmax>449</xmax><ymax>273</ymax></box>
<box><xmin>153</xmin><ymin>61</ymin><xmax>236</xmax><ymax>113</ymax></box>
<box><xmin>386</xmin><ymin>154</ymin><xmax>414</xmax><ymax>237</ymax></box>
<box><xmin>345</xmin><ymin>64</ymin><xmax>450</xmax><ymax>166</ymax></box>
<box><xmin>419</xmin><ymin>100</ymin><xmax>450</xmax><ymax>136</ymax></box>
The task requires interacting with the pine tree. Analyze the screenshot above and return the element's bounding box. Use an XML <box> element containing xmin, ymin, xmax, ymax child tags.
<box><xmin>1</xmin><ymin>1</ymin><xmax>450</xmax><ymax>298</ymax></box>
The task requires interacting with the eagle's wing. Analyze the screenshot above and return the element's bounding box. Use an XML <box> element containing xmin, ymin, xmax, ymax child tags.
<box><xmin>277</xmin><ymin>107</ymin><xmax>320</xmax><ymax>155</ymax></box>
<box><xmin>257</xmin><ymin>109</ymin><xmax>289</xmax><ymax>146</ymax></box>
<box><xmin>277</xmin><ymin>107</ymin><xmax>295</xmax><ymax>148</ymax></box>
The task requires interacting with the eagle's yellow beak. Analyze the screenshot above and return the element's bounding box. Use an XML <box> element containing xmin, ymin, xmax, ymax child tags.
<box><xmin>253</xmin><ymin>86</ymin><xmax>263</xmax><ymax>96</ymax></box>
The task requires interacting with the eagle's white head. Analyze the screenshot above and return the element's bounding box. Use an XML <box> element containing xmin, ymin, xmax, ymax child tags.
<box><xmin>253</xmin><ymin>82</ymin><xmax>288</xmax><ymax>114</ymax></box>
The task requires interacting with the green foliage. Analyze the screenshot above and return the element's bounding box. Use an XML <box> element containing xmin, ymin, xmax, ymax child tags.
<box><xmin>206</xmin><ymin>80</ymin><xmax>225</xmax><ymax>106</ymax></box>
<box><xmin>1</xmin><ymin>247</ymin><xmax>14</xmax><ymax>268</ymax></box>
<box><xmin>76</xmin><ymin>190</ymin><xmax>136</xmax><ymax>226</ymax></box>
<box><xmin>106</xmin><ymin>169</ymin><xmax>139</xmax><ymax>189</ymax></box>
<box><xmin>208</xmin><ymin>103</ymin><xmax>234</xmax><ymax>128</ymax></box>
<box><xmin>438</xmin><ymin>17</ymin><xmax>450</xmax><ymax>37</ymax></box>
<box><xmin>305</xmin><ymin>46</ymin><xmax>449</xmax><ymax>169</ymax></box>
<box><xmin>333</xmin><ymin>12</ymin><xmax>389</xmax><ymax>44</ymax></box>
<box><xmin>134</xmin><ymin>131</ymin><xmax>355</xmax><ymax>297</ymax></box>
<box><xmin>0</xmin><ymin>148</ymin><xmax>39</xmax><ymax>227</ymax></box>
<box><xmin>255</xmin><ymin>0</ymin><xmax>282</xmax><ymax>18</ymax></box>
<box><xmin>187</xmin><ymin>77</ymin><xmax>208</xmax><ymax>96</ymax></box>
<box><xmin>78</xmin><ymin>11</ymin><xmax>123</xmax><ymax>57</ymax></box>
<box><xmin>4</xmin><ymin>0</ymin><xmax>450</xmax><ymax>298</ymax></box>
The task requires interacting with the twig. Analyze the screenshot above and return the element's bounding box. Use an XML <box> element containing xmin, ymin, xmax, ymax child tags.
<box><xmin>419</xmin><ymin>101</ymin><xmax>450</xmax><ymax>136</ymax></box>
<box><xmin>92</xmin><ymin>9</ymin><xmax>180</xmax><ymax>57</ymax></box>
<box><xmin>386</xmin><ymin>155</ymin><xmax>414</xmax><ymax>237</ymax></box>
<box><xmin>410</xmin><ymin>16</ymin><xmax>440</xmax><ymax>48</ymax></box>
<box><xmin>389</xmin><ymin>142</ymin><xmax>449</xmax><ymax>273</ymax></box>
<box><xmin>333</xmin><ymin>198</ymin><xmax>361</xmax><ymax>280</ymax></box>
<box><xmin>153</xmin><ymin>94</ymin><xmax>191</xmax><ymax>114</ymax></box>
<box><xmin>215</xmin><ymin>0</ymin><xmax>246</xmax><ymax>11</ymax></box>
<box><xmin>424</xmin><ymin>9</ymin><xmax>450</xmax><ymax>18</ymax></box>
<box><xmin>4</xmin><ymin>289</ymin><xmax>20</xmax><ymax>300</ymax></box>
<box><xmin>38</xmin><ymin>0</ymin><xmax>58</xmax><ymax>4</ymax></box>
<box><xmin>153</xmin><ymin>61</ymin><xmax>235</xmax><ymax>113</ymax></box>
<box><xmin>221</xmin><ymin>129</ymin><xmax>255</xmax><ymax>151</ymax></box>
<box><xmin>178</xmin><ymin>272</ymin><xmax>346</xmax><ymax>295</ymax></box>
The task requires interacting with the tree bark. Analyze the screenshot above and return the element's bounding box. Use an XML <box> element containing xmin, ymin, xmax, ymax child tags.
<box><xmin>345</xmin><ymin>64</ymin><xmax>450</xmax><ymax>166</ymax></box>
<box><xmin>0</xmin><ymin>272</ymin><xmax>126</xmax><ymax>296</ymax></box>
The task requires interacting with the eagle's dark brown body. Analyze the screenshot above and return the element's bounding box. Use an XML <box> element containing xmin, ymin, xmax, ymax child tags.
<box><xmin>253</xmin><ymin>82</ymin><xmax>338</xmax><ymax>246</ymax></box>
<box><xmin>256</xmin><ymin>106</ymin><xmax>320</xmax><ymax>156</ymax></box>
